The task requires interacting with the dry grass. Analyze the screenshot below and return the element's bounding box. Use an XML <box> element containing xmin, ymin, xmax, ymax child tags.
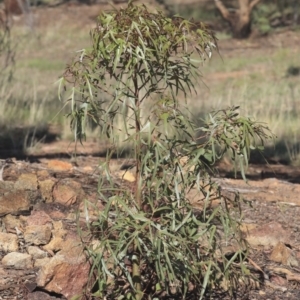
<box><xmin>1</xmin><ymin>4</ymin><xmax>300</xmax><ymax>162</ymax></box>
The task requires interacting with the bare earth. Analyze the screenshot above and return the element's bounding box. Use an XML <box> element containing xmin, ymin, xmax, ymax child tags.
<box><xmin>8</xmin><ymin>139</ymin><xmax>299</xmax><ymax>299</ymax></box>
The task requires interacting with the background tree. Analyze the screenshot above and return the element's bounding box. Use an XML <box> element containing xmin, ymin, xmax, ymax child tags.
<box><xmin>214</xmin><ymin>0</ymin><xmax>262</xmax><ymax>38</ymax></box>
<box><xmin>0</xmin><ymin>6</ymin><xmax>15</xmax><ymax>86</ymax></box>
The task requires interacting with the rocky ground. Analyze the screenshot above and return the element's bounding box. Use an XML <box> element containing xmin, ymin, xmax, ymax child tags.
<box><xmin>1</xmin><ymin>148</ymin><xmax>300</xmax><ymax>299</ymax></box>
<box><xmin>0</xmin><ymin>157</ymin><xmax>92</xmax><ymax>299</ymax></box>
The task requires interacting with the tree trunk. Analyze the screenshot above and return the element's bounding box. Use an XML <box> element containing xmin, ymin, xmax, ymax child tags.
<box><xmin>293</xmin><ymin>0</ymin><xmax>299</xmax><ymax>25</ymax></box>
<box><xmin>214</xmin><ymin>0</ymin><xmax>262</xmax><ymax>39</ymax></box>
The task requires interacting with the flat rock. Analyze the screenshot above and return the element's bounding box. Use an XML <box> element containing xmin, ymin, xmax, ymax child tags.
<box><xmin>0</xmin><ymin>232</ymin><xmax>19</xmax><ymax>252</ymax></box>
<box><xmin>58</xmin><ymin>232</ymin><xmax>85</xmax><ymax>263</ymax></box>
<box><xmin>0</xmin><ymin>190</ymin><xmax>31</xmax><ymax>216</ymax></box>
<box><xmin>26</xmin><ymin>210</ymin><xmax>53</xmax><ymax>226</ymax></box>
<box><xmin>216</xmin><ymin>177</ymin><xmax>300</xmax><ymax>206</ymax></box>
<box><xmin>39</xmin><ymin>179</ymin><xmax>56</xmax><ymax>203</ymax></box>
<box><xmin>47</xmin><ymin>160</ymin><xmax>73</xmax><ymax>171</ymax></box>
<box><xmin>245</xmin><ymin>221</ymin><xmax>291</xmax><ymax>248</ymax></box>
<box><xmin>24</xmin><ymin>224</ymin><xmax>52</xmax><ymax>245</ymax></box>
<box><xmin>34</xmin><ymin>257</ymin><xmax>51</xmax><ymax>268</ymax></box>
<box><xmin>27</xmin><ymin>246</ymin><xmax>48</xmax><ymax>259</ymax></box>
<box><xmin>2</xmin><ymin>252</ymin><xmax>33</xmax><ymax>269</ymax></box>
<box><xmin>2</xmin><ymin>214</ymin><xmax>24</xmax><ymax>232</ymax></box>
<box><xmin>53</xmin><ymin>179</ymin><xmax>85</xmax><ymax>206</ymax></box>
<box><xmin>0</xmin><ymin>180</ymin><xmax>14</xmax><ymax>191</ymax></box>
<box><xmin>43</xmin><ymin>220</ymin><xmax>67</xmax><ymax>252</ymax></box>
<box><xmin>14</xmin><ymin>173</ymin><xmax>38</xmax><ymax>191</ymax></box>
<box><xmin>36</xmin><ymin>254</ymin><xmax>89</xmax><ymax>298</ymax></box>
<box><xmin>33</xmin><ymin>202</ymin><xmax>69</xmax><ymax>220</ymax></box>
<box><xmin>36</xmin><ymin>169</ymin><xmax>51</xmax><ymax>179</ymax></box>
<box><xmin>270</xmin><ymin>242</ymin><xmax>299</xmax><ymax>267</ymax></box>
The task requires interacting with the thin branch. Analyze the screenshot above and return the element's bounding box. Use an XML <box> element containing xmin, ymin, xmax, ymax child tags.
<box><xmin>214</xmin><ymin>0</ymin><xmax>230</xmax><ymax>20</ymax></box>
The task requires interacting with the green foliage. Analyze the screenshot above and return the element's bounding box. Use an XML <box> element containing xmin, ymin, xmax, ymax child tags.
<box><xmin>157</xmin><ymin>0</ymin><xmax>218</xmax><ymax>22</ymax></box>
<box><xmin>203</xmin><ymin>107</ymin><xmax>271</xmax><ymax>181</ymax></box>
<box><xmin>61</xmin><ymin>2</ymin><xmax>216</xmax><ymax>141</ymax></box>
<box><xmin>252</xmin><ymin>3</ymin><xmax>277</xmax><ymax>34</ymax></box>
<box><xmin>83</xmin><ymin>105</ymin><xmax>271</xmax><ymax>299</ymax></box>
<box><xmin>253</xmin><ymin>1</ymin><xmax>300</xmax><ymax>34</ymax></box>
<box><xmin>60</xmin><ymin>2</ymin><xmax>272</xmax><ymax>299</ymax></box>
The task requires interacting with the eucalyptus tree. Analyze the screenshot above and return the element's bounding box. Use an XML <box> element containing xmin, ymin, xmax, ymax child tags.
<box><xmin>60</xmin><ymin>2</ymin><xmax>271</xmax><ymax>299</ymax></box>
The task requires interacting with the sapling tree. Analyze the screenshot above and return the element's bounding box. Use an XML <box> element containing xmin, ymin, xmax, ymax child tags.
<box><xmin>59</xmin><ymin>2</ymin><xmax>272</xmax><ymax>299</ymax></box>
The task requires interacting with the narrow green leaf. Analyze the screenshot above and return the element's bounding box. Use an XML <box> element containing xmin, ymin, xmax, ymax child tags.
<box><xmin>200</xmin><ymin>261</ymin><xmax>212</xmax><ymax>299</ymax></box>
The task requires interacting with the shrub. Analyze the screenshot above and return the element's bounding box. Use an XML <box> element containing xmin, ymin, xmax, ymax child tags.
<box><xmin>60</xmin><ymin>2</ymin><xmax>272</xmax><ymax>299</ymax></box>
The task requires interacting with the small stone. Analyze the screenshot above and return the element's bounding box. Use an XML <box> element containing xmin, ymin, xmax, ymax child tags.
<box><xmin>26</xmin><ymin>210</ymin><xmax>53</xmax><ymax>226</ymax></box>
<box><xmin>34</xmin><ymin>257</ymin><xmax>51</xmax><ymax>268</ymax></box>
<box><xmin>0</xmin><ymin>190</ymin><xmax>31</xmax><ymax>216</ymax></box>
<box><xmin>36</xmin><ymin>169</ymin><xmax>50</xmax><ymax>178</ymax></box>
<box><xmin>82</xmin><ymin>166</ymin><xmax>93</xmax><ymax>172</ymax></box>
<box><xmin>53</xmin><ymin>183</ymin><xmax>77</xmax><ymax>205</ymax></box>
<box><xmin>53</xmin><ymin>179</ymin><xmax>85</xmax><ymax>206</ymax></box>
<box><xmin>115</xmin><ymin>170</ymin><xmax>136</xmax><ymax>182</ymax></box>
<box><xmin>47</xmin><ymin>160</ymin><xmax>73</xmax><ymax>171</ymax></box>
<box><xmin>259</xmin><ymin>290</ymin><xmax>266</xmax><ymax>295</ymax></box>
<box><xmin>270</xmin><ymin>242</ymin><xmax>299</xmax><ymax>267</ymax></box>
<box><xmin>245</xmin><ymin>222</ymin><xmax>291</xmax><ymax>248</ymax></box>
<box><xmin>43</xmin><ymin>221</ymin><xmax>67</xmax><ymax>252</ymax></box>
<box><xmin>39</xmin><ymin>179</ymin><xmax>56</xmax><ymax>203</ymax></box>
<box><xmin>14</xmin><ymin>173</ymin><xmax>38</xmax><ymax>191</ymax></box>
<box><xmin>2</xmin><ymin>214</ymin><xmax>23</xmax><ymax>232</ymax></box>
<box><xmin>0</xmin><ymin>232</ymin><xmax>19</xmax><ymax>252</ymax></box>
<box><xmin>24</xmin><ymin>225</ymin><xmax>52</xmax><ymax>245</ymax></box>
<box><xmin>2</xmin><ymin>252</ymin><xmax>33</xmax><ymax>268</ymax></box>
<box><xmin>27</xmin><ymin>246</ymin><xmax>48</xmax><ymax>259</ymax></box>
<box><xmin>270</xmin><ymin>242</ymin><xmax>290</xmax><ymax>263</ymax></box>
<box><xmin>24</xmin><ymin>281</ymin><xmax>37</xmax><ymax>293</ymax></box>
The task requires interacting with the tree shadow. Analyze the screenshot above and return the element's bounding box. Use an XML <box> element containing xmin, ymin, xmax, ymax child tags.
<box><xmin>0</xmin><ymin>124</ymin><xmax>59</xmax><ymax>161</ymax></box>
<box><xmin>216</xmin><ymin>139</ymin><xmax>300</xmax><ymax>183</ymax></box>
<box><xmin>0</xmin><ymin>124</ymin><xmax>134</xmax><ymax>162</ymax></box>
